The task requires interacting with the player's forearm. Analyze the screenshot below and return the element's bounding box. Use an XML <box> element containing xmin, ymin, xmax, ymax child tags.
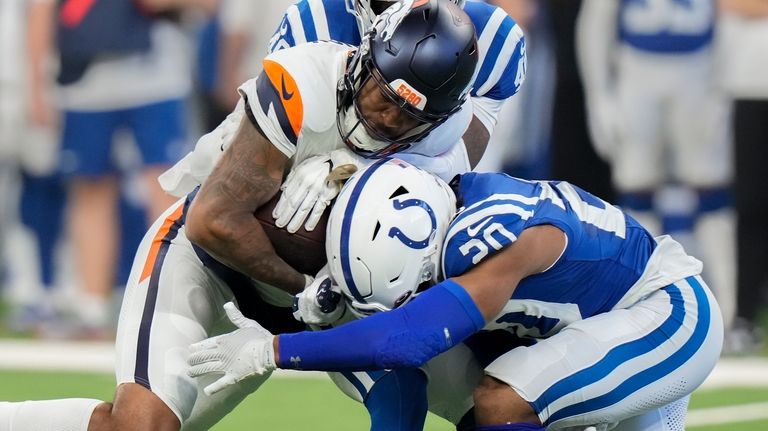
<box><xmin>137</xmin><ymin>0</ymin><xmax>217</xmax><ymax>14</ymax></box>
<box><xmin>273</xmin><ymin>280</ymin><xmax>486</xmax><ymax>371</ymax></box>
<box><xmin>719</xmin><ymin>0</ymin><xmax>768</xmax><ymax>16</ymax></box>
<box><xmin>190</xmin><ymin>208</ymin><xmax>306</xmax><ymax>293</ymax></box>
<box><xmin>216</xmin><ymin>32</ymin><xmax>249</xmax><ymax>108</ymax></box>
<box><xmin>186</xmin><ymin>116</ymin><xmax>305</xmax><ymax>293</ymax></box>
<box><xmin>26</xmin><ymin>1</ymin><xmax>54</xmax><ymax>97</ymax></box>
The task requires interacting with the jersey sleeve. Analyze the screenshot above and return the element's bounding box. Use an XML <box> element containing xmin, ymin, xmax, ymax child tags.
<box><xmin>269</xmin><ymin>0</ymin><xmax>361</xmax><ymax>53</ymax></box>
<box><xmin>466</xmin><ymin>3</ymin><xmax>527</xmax><ymax>101</ymax></box>
<box><xmin>442</xmin><ymin>175</ymin><xmax>537</xmax><ymax>277</ymax></box>
<box><xmin>237</xmin><ymin>58</ymin><xmax>304</xmax><ymax>158</ymax></box>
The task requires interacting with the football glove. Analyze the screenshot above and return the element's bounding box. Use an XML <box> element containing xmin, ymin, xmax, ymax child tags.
<box><xmin>273</xmin><ymin>149</ymin><xmax>361</xmax><ymax>233</ymax></box>
<box><xmin>187</xmin><ymin>302</ymin><xmax>276</xmax><ymax>396</ymax></box>
<box><xmin>292</xmin><ymin>274</ymin><xmax>347</xmax><ymax>326</ymax></box>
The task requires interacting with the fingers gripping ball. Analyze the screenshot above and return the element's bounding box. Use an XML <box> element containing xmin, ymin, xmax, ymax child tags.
<box><xmin>254</xmin><ymin>190</ymin><xmax>330</xmax><ymax>275</ymax></box>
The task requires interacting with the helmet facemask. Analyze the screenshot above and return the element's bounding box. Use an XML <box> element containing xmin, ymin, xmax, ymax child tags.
<box><xmin>336</xmin><ymin>28</ymin><xmax>454</xmax><ymax>159</ymax></box>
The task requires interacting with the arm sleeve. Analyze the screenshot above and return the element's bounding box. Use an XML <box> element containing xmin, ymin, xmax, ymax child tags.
<box><xmin>471</xmin><ymin>10</ymin><xmax>527</xmax><ymax>101</ymax></box>
<box><xmin>277</xmin><ymin>280</ymin><xmax>486</xmax><ymax>371</ymax></box>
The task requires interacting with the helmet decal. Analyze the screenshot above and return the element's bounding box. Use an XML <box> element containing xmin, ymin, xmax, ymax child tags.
<box><xmin>388</xmin><ymin>198</ymin><xmax>436</xmax><ymax>249</ymax></box>
<box><xmin>390</xmin><ymin>78</ymin><xmax>427</xmax><ymax>110</ymax></box>
<box><xmin>375</xmin><ymin>0</ymin><xmax>414</xmax><ymax>41</ymax></box>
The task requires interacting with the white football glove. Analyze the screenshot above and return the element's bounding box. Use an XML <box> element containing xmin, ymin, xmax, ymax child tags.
<box><xmin>585</xmin><ymin>94</ymin><xmax>623</xmax><ymax>162</ymax></box>
<box><xmin>292</xmin><ymin>274</ymin><xmax>347</xmax><ymax>326</ymax></box>
<box><xmin>187</xmin><ymin>302</ymin><xmax>276</xmax><ymax>396</ymax></box>
<box><xmin>273</xmin><ymin>149</ymin><xmax>362</xmax><ymax>233</ymax></box>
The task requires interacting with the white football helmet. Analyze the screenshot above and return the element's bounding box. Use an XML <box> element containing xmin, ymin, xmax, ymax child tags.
<box><xmin>326</xmin><ymin>158</ymin><xmax>457</xmax><ymax>318</ymax></box>
<box><xmin>345</xmin><ymin>0</ymin><xmax>467</xmax><ymax>35</ymax></box>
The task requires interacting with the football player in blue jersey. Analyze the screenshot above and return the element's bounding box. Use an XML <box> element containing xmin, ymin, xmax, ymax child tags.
<box><xmin>189</xmin><ymin>159</ymin><xmax>724</xmax><ymax>431</ymax></box>
<box><xmin>268</xmin><ymin>0</ymin><xmax>527</xmax><ymax>234</ymax></box>
<box><xmin>576</xmin><ymin>0</ymin><xmax>736</xmax><ymax>342</ymax></box>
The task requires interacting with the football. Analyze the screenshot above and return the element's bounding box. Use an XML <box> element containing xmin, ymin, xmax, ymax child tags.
<box><xmin>254</xmin><ymin>191</ymin><xmax>329</xmax><ymax>275</ymax></box>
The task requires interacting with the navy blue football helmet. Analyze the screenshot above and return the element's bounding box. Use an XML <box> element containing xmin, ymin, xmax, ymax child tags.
<box><xmin>337</xmin><ymin>0</ymin><xmax>478</xmax><ymax>158</ymax></box>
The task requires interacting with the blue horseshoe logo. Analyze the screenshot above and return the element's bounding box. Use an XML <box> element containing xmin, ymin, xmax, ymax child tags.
<box><xmin>388</xmin><ymin>199</ymin><xmax>436</xmax><ymax>249</ymax></box>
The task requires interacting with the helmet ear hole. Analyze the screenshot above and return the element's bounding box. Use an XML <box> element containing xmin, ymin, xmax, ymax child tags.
<box><xmin>389</xmin><ymin>186</ymin><xmax>409</xmax><ymax>199</ymax></box>
<box><xmin>393</xmin><ymin>290</ymin><xmax>413</xmax><ymax>308</ymax></box>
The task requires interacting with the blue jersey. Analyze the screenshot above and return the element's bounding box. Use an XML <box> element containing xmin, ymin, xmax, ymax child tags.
<box><xmin>269</xmin><ymin>0</ymin><xmax>526</xmax><ymax>100</ymax></box>
<box><xmin>618</xmin><ymin>0</ymin><xmax>715</xmax><ymax>53</ymax></box>
<box><xmin>442</xmin><ymin>172</ymin><xmax>658</xmax><ymax>338</ymax></box>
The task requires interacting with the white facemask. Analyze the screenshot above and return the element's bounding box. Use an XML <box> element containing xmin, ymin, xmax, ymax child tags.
<box><xmin>342</xmin><ymin>105</ymin><xmax>389</xmax><ymax>152</ymax></box>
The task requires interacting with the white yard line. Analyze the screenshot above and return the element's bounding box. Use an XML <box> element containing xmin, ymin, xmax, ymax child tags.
<box><xmin>0</xmin><ymin>339</ymin><xmax>325</xmax><ymax>379</ymax></box>
<box><xmin>0</xmin><ymin>339</ymin><xmax>766</xmax><ymax>384</ymax></box>
<box><xmin>686</xmin><ymin>401</ymin><xmax>768</xmax><ymax>427</ymax></box>
<box><xmin>699</xmin><ymin>357</ymin><xmax>768</xmax><ymax>389</ymax></box>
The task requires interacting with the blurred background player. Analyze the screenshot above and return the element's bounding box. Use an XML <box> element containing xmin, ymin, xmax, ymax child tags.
<box><xmin>195</xmin><ymin>0</ymin><xmax>295</xmax><ymax>133</ymax></box>
<box><xmin>1</xmin><ymin>0</ymin><xmax>67</xmax><ymax>334</ymax></box>
<box><xmin>717</xmin><ymin>0</ymin><xmax>768</xmax><ymax>352</ymax></box>
<box><xmin>24</xmin><ymin>0</ymin><xmax>214</xmax><ymax>337</ymax></box>
<box><xmin>576</xmin><ymin>0</ymin><xmax>736</xmax><ymax>344</ymax></box>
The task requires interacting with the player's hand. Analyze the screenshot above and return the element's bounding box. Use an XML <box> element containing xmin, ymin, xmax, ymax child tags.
<box><xmin>187</xmin><ymin>302</ymin><xmax>276</xmax><ymax>396</ymax></box>
<box><xmin>293</xmin><ymin>274</ymin><xmax>347</xmax><ymax>326</ymax></box>
<box><xmin>585</xmin><ymin>94</ymin><xmax>623</xmax><ymax>161</ymax></box>
<box><xmin>273</xmin><ymin>149</ymin><xmax>361</xmax><ymax>233</ymax></box>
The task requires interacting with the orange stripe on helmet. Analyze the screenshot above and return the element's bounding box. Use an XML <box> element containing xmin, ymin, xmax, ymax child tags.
<box><xmin>412</xmin><ymin>0</ymin><xmax>429</xmax><ymax>8</ymax></box>
<box><xmin>140</xmin><ymin>204</ymin><xmax>185</xmax><ymax>283</ymax></box>
<box><xmin>262</xmin><ymin>59</ymin><xmax>304</xmax><ymax>139</ymax></box>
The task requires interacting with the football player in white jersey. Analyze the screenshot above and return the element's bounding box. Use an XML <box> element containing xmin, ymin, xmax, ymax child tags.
<box><xmin>189</xmin><ymin>159</ymin><xmax>723</xmax><ymax>431</ymax></box>
<box><xmin>0</xmin><ymin>2</ymin><xmax>479</xmax><ymax>431</ymax></box>
<box><xmin>268</xmin><ymin>0</ymin><xmax>527</xmax><ymax>233</ymax></box>
<box><xmin>576</xmin><ymin>0</ymin><xmax>736</xmax><ymax>336</ymax></box>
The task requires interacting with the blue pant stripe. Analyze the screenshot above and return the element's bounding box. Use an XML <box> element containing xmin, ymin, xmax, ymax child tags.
<box><xmin>341</xmin><ymin>371</ymin><xmax>369</xmax><ymax>400</ymax></box>
<box><xmin>546</xmin><ymin>277</ymin><xmax>710</xmax><ymax>425</ymax></box>
<box><xmin>531</xmin><ymin>284</ymin><xmax>686</xmax><ymax>414</ymax></box>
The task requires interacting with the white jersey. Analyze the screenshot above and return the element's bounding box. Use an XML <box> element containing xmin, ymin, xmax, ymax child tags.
<box><xmin>160</xmin><ymin>41</ymin><xmax>471</xmax><ymax>196</ymax></box>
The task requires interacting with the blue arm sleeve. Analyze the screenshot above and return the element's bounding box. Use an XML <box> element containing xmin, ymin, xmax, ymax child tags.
<box><xmin>277</xmin><ymin>280</ymin><xmax>485</xmax><ymax>371</ymax></box>
<box><xmin>365</xmin><ymin>369</ymin><xmax>429</xmax><ymax>431</ymax></box>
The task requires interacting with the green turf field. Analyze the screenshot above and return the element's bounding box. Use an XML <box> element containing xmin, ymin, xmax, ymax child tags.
<box><xmin>1</xmin><ymin>371</ymin><xmax>767</xmax><ymax>430</ymax></box>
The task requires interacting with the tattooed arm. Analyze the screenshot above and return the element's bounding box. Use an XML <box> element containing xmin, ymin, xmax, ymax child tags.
<box><xmin>185</xmin><ymin>114</ymin><xmax>306</xmax><ymax>294</ymax></box>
